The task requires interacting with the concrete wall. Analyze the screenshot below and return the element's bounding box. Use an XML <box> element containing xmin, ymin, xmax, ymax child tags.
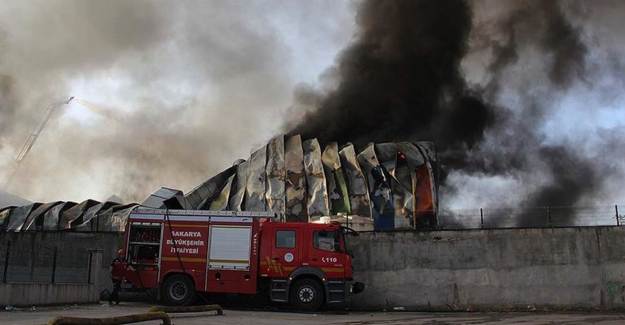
<box><xmin>0</xmin><ymin>251</ymin><xmax>102</xmax><ymax>306</ymax></box>
<box><xmin>0</xmin><ymin>231</ymin><xmax>121</xmax><ymax>305</ymax></box>
<box><xmin>349</xmin><ymin>226</ymin><xmax>625</xmax><ymax>311</ymax></box>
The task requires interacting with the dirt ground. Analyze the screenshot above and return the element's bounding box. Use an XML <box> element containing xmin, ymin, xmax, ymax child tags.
<box><xmin>2</xmin><ymin>302</ymin><xmax>625</xmax><ymax>325</ymax></box>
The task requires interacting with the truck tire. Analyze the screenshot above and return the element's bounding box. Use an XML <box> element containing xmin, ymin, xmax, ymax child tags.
<box><xmin>290</xmin><ymin>278</ymin><xmax>324</xmax><ymax>311</ymax></box>
<box><xmin>162</xmin><ymin>274</ymin><xmax>195</xmax><ymax>306</ymax></box>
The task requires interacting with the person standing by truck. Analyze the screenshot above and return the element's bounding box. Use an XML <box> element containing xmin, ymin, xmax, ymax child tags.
<box><xmin>109</xmin><ymin>250</ymin><xmax>125</xmax><ymax>305</ymax></box>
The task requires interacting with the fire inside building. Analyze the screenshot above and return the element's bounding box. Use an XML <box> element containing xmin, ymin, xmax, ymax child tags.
<box><xmin>0</xmin><ymin>134</ymin><xmax>437</xmax><ymax>232</ymax></box>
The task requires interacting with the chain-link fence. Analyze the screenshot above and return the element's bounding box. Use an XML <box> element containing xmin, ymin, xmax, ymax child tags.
<box><xmin>438</xmin><ymin>204</ymin><xmax>625</xmax><ymax>229</ymax></box>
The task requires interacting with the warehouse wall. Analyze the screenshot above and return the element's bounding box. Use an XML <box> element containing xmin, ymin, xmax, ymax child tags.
<box><xmin>0</xmin><ymin>231</ymin><xmax>122</xmax><ymax>305</ymax></box>
<box><xmin>349</xmin><ymin>226</ymin><xmax>625</xmax><ymax>310</ymax></box>
<box><xmin>0</xmin><ymin>252</ymin><xmax>102</xmax><ymax>306</ymax></box>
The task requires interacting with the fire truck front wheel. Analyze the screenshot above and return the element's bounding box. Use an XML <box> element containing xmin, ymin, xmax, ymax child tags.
<box><xmin>162</xmin><ymin>274</ymin><xmax>196</xmax><ymax>306</ymax></box>
<box><xmin>290</xmin><ymin>278</ymin><xmax>324</xmax><ymax>311</ymax></box>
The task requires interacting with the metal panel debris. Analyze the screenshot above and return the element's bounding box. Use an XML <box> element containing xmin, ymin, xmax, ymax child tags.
<box><xmin>303</xmin><ymin>138</ymin><xmax>330</xmax><ymax>220</ymax></box>
<box><xmin>322</xmin><ymin>142</ymin><xmax>351</xmax><ymax>215</ymax></box>
<box><xmin>44</xmin><ymin>201</ymin><xmax>76</xmax><ymax>231</ymax></box>
<box><xmin>22</xmin><ymin>201</ymin><xmax>62</xmax><ymax>231</ymax></box>
<box><xmin>228</xmin><ymin>160</ymin><xmax>249</xmax><ymax>211</ymax></box>
<box><xmin>208</xmin><ymin>173</ymin><xmax>235</xmax><ymax>210</ymax></box>
<box><xmin>375</xmin><ymin>143</ymin><xmax>416</xmax><ymax>228</ymax></box>
<box><xmin>143</xmin><ymin>187</ymin><xmax>189</xmax><ymax>210</ymax></box>
<box><xmin>265</xmin><ymin>135</ymin><xmax>286</xmax><ymax>220</ymax></box>
<box><xmin>185</xmin><ymin>167</ymin><xmax>236</xmax><ymax>209</ymax></box>
<box><xmin>7</xmin><ymin>203</ymin><xmax>41</xmax><ymax>231</ymax></box>
<box><xmin>245</xmin><ymin>145</ymin><xmax>268</xmax><ymax>211</ymax></box>
<box><xmin>285</xmin><ymin>135</ymin><xmax>307</xmax><ymax>221</ymax></box>
<box><xmin>75</xmin><ymin>201</ymin><xmax>118</xmax><ymax>231</ymax></box>
<box><xmin>339</xmin><ymin>143</ymin><xmax>371</xmax><ymax>218</ymax></box>
<box><xmin>0</xmin><ymin>207</ymin><xmax>14</xmax><ymax>231</ymax></box>
<box><xmin>357</xmin><ymin>144</ymin><xmax>394</xmax><ymax>230</ymax></box>
<box><xmin>60</xmin><ymin>200</ymin><xmax>99</xmax><ymax>230</ymax></box>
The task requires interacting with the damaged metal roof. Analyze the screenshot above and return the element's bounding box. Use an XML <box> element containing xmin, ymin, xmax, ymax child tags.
<box><xmin>5</xmin><ymin>134</ymin><xmax>437</xmax><ymax>232</ymax></box>
<box><xmin>183</xmin><ymin>134</ymin><xmax>438</xmax><ymax>230</ymax></box>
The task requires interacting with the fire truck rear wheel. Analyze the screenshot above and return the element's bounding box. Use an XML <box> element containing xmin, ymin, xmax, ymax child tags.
<box><xmin>162</xmin><ymin>274</ymin><xmax>195</xmax><ymax>306</ymax></box>
<box><xmin>290</xmin><ymin>278</ymin><xmax>324</xmax><ymax>311</ymax></box>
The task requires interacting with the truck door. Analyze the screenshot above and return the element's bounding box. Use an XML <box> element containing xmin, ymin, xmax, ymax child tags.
<box><xmin>307</xmin><ymin>228</ymin><xmax>346</xmax><ymax>279</ymax></box>
<box><xmin>267</xmin><ymin>227</ymin><xmax>301</xmax><ymax>278</ymax></box>
<box><xmin>125</xmin><ymin>222</ymin><xmax>162</xmax><ymax>288</ymax></box>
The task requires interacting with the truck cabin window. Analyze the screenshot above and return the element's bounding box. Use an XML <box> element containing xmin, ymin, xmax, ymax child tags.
<box><xmin>276</xmin><ymin>230</ymin><xmax>296</xmax><ymax>248</ymax></box>
<box><xmin>129</xmin><ymin>245</ymin><xmax>158</xmax><ymax>264</ymax></box>
<box><xmin>314</xmin><ymin>230</ymin><xmax>342</xmax><ymax>252</ymax></box>
<box><xmin>128</xmin><ymin>224</ymin><xmax>161</xmax><ymax>265</ymax></box>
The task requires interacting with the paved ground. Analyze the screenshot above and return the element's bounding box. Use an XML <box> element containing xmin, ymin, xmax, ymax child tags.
<box><xmin>2</xmin><ymin>303</ymin><xmax>625</xmax><ymax>324</ymax></box>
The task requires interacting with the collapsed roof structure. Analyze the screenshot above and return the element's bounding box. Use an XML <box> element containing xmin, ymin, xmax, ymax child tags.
<box><xmin>0</xmin><ymin>134</ymin><xmax>437</xmax><ymax>232</ymax></box>
<box><xmin>183</xmin><ymin>135</ymin><xmax>438</xmax><ymax>231</ymax></box>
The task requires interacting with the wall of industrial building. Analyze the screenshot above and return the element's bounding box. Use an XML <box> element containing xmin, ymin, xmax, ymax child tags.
<box><xmin>0</xmin><ymin>231</ymin><xmax>121</xmax><ymax>306</ymax></box>
<box><xmin>349</xmin><ymin>226</ymin><xmax>625</xmax><ymax>311</ymax></box>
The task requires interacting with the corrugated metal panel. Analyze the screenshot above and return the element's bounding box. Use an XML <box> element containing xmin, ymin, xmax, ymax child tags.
<box><xmin>339</xmin><ymin>143</ymin><xmax>371</xmax><ymax>218</ymax></box>
<box><xmin>185</xmin><ymin>167</ymin><xmax>236</xmax><ymax>209</ymax></box>
<box><xmin>303</xmin><ymin>138</ymin><xmax>330</xmax><ymax>220</ymax></box>
<box><xmin>22</xmin><ymin>201</ymin><xmax>63</xmax><ymax>231</ymax></box>
<box><xmin>143</xmin><ymin>187</ymin><xmax>190</xmax><ymax>210</ymax></box>
<box><xmin>74</xmin><ymin>201</ymin><xmax>119</xmax><ymax>231</ymax></box>
<box><xmin>228</xmin><ymin>160</ymin><xmax>249</xmax><ymax>211</ymax></box>
<box><xmin>265</xmin><ymin>135</ymin><xmax>286</xmax><ymax>220</ymax></box>
<box><xmin>0</xmin><ymin>207</ymin><xmax>14</xmax><ymax>231</ymax></box>
<box><xmin>414</xmin><ymin>142</ymin><xmax>438</xmax><ymax>226</ymax></box>
<box><xmin>60</xmin><ymin>199</ymin><xmax>100</xmax><ymax>230</ymax></box>
<box><xmin>357</xmin><ymin>144</ymin><xmax>394</xmax><ymax>230</ymax></box>
<box><xmin>111</xmin><ymin>204</ymin><xmax>138</xmax><ymax>231</ymax></box>
<box><xmin>98</xmin><ymin>203</ymin><xmax>137</xmax><ymax>232</ymax></box>
<box><xmin>375</xmin><ymin>143</ymin><xmax>414</xmax><ymax>228</ymax></box>
<box><xmin>208</xmin><ymin>173</ymin><xmax>235</xmax><ymax>210</ymax></box>
<box><xmin>322</xmin><ymin>142</ymin><xmax>350</xmax><ymax>215</ymax></box>
<box><xmin>416</xmin><ymin>141</ymin><xmax>437</xmax><ymax>163</ymax></box>
<box><xmin>398</xmin><ymin>142</ymin><xmax>425</xmax><ymax>168</ymax></box>
<box><xmin>245</xmin><ymin>145</ymin><xmax>267</xmax><ymax>211</ymax></box>
<box><xmin>375</xmin><ymin>143</ymin><xmax>398</xmax><ymax>176</ymax></box>
<box><xmin>43</xmin><ymin>201</ymin><xmax>76</xmax><ymax>231</ymax></box>
<box><xmin>285</xmin><ymin>135</ymin><xmax>307</xmax><ymax>221</ymax></box>
<box><xmin>375</xmin><ymin>141</ymin><xmax>436</xmax><ymax>227</ymax></box>
<box><xmin>6</xmin><ymin>203</ymin><xmax>41</xmax><ymax>231</ymax></box>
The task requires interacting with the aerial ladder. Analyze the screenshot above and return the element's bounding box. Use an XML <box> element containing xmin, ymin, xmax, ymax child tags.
<box><xmin>4</xmin><ymin>97</ymin><xmax>74</xmax><ymax>188</ymax></box>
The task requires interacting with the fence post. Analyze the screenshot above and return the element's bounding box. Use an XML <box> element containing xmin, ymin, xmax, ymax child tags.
<box><xmin>616</xmin><ymin>205</ymin><xmax>620</xmax><ymax>226</ymax></box>
<box><xmin>480</xmin><ymin>208</ymin><xmax>484</xmax><ymax>228</ymax></box>
<box><xmin>51</xmin><ymin>246</ymin><xmax>58</xmax><ymax>283</ymax></box>
<box><xmin>3</xmin><ymin>241</ymin><xmax>10</xmax><ymax>283</ymax></box>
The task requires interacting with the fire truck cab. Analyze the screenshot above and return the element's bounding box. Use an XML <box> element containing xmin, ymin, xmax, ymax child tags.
<box><xmin>117</xmin><ymin>207</ymin><xmax>363</xmax><ymax>310</ymax></box>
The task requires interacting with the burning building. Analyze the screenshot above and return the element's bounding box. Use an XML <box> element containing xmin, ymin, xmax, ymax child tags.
<box><xmin>182</xmin><ymin>135</ymin><xmax>438</xmax><ymax>231</ymax></box>
<box><xmin>0</xmin><ymin>134</ymin><xmax>437</xmax><ymax>232</ymax></box>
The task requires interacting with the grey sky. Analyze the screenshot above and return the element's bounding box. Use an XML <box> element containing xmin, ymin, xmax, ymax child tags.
<box><xmin>0</xmin><ymin>0</ymin><xmax>354</xmax><ymax>203</ymax></box>
<box><xmin>1</xmin><ymin>0</ymin><xmax>624</xmax><ymax>212</ymax></box>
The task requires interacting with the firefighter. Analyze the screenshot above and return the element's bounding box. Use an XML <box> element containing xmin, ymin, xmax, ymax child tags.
<box><xmin>109</xmin><ymin>250</ymin><xmax>125</xmax><ymax>305</ymax></box>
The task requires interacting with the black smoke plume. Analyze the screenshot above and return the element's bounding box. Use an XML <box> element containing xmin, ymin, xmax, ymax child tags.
<box><xmin>289</xmin><ymin>0</ymin><xmax>624</xmax><ymax>226</ymax></box>
<box><xmin>290</xmin><ymin>0</ymin><xmax>495</xmax><ymax>156</ymax></box>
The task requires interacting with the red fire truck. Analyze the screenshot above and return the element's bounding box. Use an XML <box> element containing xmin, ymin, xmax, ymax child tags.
<box><xmin>115</xmin><ymin>207</ymin><xmax>364</xmax><ymax>310</ymax></box>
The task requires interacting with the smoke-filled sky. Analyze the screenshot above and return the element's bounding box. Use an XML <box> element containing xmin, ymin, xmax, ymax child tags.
<box><xmin>0</xmin><ymin>0</ymin><xmax>354</xmax><ymax>202</ymax></box>
<box><xmin>1</xmin><ymin>0</ymin><xmax>625</xmax><ymax>213</ymax></box>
